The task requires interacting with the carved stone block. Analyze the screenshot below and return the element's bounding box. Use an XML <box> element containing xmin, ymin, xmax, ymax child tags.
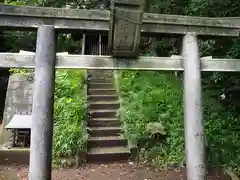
<box><xmin>108</xmin><ymin>0</ymin><xmax>145</xmax><ymax>58</ymax></box>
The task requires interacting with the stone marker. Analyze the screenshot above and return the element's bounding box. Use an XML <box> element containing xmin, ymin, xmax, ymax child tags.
<box><xmin>108</xmin><ymin>0</ymin><xmax>145</xmax><ymax>58</ymax></box>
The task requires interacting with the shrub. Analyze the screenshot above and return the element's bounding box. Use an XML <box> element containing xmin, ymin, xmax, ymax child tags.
<box><xmin>118</xmin><ymin>70</ymin><xmax>240</xmax><ymax>170</ymax></box>
<box><xmin>53</xmin><ymin>69</ymin><xmax>87</xmax><ymax>158</ymax></box>
<box><xmin>118</xmin><ymin>71</ymin><xmax>185</xmax><ymax>166</ymax></box>
<box><xmin>8</xmin><ymin>69</ymin><xmax>87</xmax><ymax>159</ymax></box>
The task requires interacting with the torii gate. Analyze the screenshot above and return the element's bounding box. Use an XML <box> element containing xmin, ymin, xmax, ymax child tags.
<box><xmin>0</xmin><ymin>1</ymin><xmax>240</xmax><ymax>180</ymax></box>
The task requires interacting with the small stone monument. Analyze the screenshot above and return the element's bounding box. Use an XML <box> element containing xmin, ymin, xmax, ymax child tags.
<box><xmin>108</xmin><ymin>0</ymin><xmax>145</xmax><ymax>58</ymax></box>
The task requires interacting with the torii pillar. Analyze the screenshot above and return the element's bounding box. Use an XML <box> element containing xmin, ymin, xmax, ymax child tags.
<box><xmin>183</xmin><ymin>32</ymin><xmax>206</xmax><ymax>180</ymax></box>
<box><xmin>28</xmin><ymin>25</ymin><xmax>56</xmax><ymax>180</ymax></box>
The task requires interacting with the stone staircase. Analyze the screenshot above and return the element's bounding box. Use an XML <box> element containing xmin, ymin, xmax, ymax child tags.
<box><xmin>86</xmin><ymin>70</ymin><xmax>130</xmax><ymax>163</ymax></box>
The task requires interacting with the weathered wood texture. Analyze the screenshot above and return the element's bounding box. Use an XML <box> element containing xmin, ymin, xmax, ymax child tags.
<box><xmin>0</xmin><ymin>4</ymin><xmax>239</xmax><ymax>36</ymax></box>
<box><xmin>1</xmin><ymin>53</ymin><xmax>240</xmax><ymax>71</ymax></box>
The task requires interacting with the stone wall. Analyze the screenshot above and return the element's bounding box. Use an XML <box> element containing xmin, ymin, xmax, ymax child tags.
<box><xmin>0</xmin><ymin>74</ymin><xmax>33</xmax><ymax>147</ymax></box>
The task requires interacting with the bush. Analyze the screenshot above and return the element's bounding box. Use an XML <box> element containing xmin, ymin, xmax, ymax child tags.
<box><xmin>53</xmin><ymin>69</ymin><xmax>87</xmax><ymax>158</ymax></box>
<box><xmin>118</xmin><ymin>70</ymin><xmax>240</xmax><ymax>170</ymax></box>
<box><xmin>118</xmin><ymin>71</ymin><xmax>185</xmax><ymax>166</ymax></box>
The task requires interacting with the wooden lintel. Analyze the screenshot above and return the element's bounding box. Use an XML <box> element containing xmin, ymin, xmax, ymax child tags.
<box><xmin>1</xmin><ymin>53</ymin><xmax>240</xmax><ymax>72</ymax></box>
<box><xmin>0</xmin><ymin>4</ymin><xmax>239</xmax><ymax>36</ymax></box>
<box><xmin>1</xmin><ymin>4</ymin><xmax>239</xmax><ymax>28</ymax></box>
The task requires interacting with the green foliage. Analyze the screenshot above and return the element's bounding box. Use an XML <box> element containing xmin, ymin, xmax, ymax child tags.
<box><xmin>4</xmin><ymin>0</ymin><xmax>40</xmax><ymax>6</ymax></box>
<box><xmin>3</xmin><ymin>31</ymin><xmax>37</xmax><ymax>53</ymax></box>
<box><xmin>203</xmin><ymin>93</ymin><xmax>240</xmax><ymax>170</ymax></box>
<box><xmin>119</xmin><ymin>71</ymin><xmax>240</xmax><ymax>170</ymax></box>
<box><xmin>3</xmin><ymin>0</ymin><xmax>85</xmax><ymax>54</ymax></box>
<box><xmin>4</xmin><ymin>0</ymin><xmax>240</xmax><ymax>171</ymax></box>
<box><xmin>57</xmin><ymin>34</ymin><xmax>83</xmax><ymax>54</ymax></box>
<box><xmin>144</xmin><ymin>0</ymin><xmax>189</xmax><ymax>14</ymax></box>
<box><xmin>53</xmin><ymin>70</ymin><xmax>87</xmax><ymax>158</ymax></box>
<box><xmin>9</xmin><ymin>68</ymin><xmax>29</xmax><ymax>76</ymax></box>
<box><xmin>118</xmin><ymin>71</ymin><xmax>185</xmax><ymax>166</ymax></box>
<box><xmin>9</xmin><ymin>68</ymin><xmax>34</xmax><ymax>82</ymax></box>
<box><xmin>9</xmin><ymin>69</ymin><xmax>88</xmax><ymax>158</ymax></box>
<box><xmin>186</xmin><ymin>0</ymin><xmax>240</xmax><ymax>17</ymax></box>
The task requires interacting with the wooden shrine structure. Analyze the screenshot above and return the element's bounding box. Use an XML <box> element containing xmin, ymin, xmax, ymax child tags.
<box><xmin>1</xmin><ymin>1</ymin><xmax>240</xmax><ymax>180</ymax></box>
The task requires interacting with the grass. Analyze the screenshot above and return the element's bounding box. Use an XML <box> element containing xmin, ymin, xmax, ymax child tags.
<box><xmin>118</xmin><ymin>70</ymin><xmax>240</xmax><ymax>170</ymax></box>
<box><xmin>53</xmin><ymin>69</ymin><xmax>87</xmax><ymax>158</ymax></box>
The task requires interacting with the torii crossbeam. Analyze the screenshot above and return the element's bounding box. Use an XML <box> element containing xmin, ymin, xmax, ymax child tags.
<box><xmin>0</xmin><ymin>1</ymin><xmax>240</xmax><ymax>180</ymax></box>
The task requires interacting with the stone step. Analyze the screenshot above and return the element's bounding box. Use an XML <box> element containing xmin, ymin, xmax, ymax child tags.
<box><xmin>87</xmin><ymin>146</ymin><xmax>130</xmax><ymax>163</ymax></box>
<box><xmin>88</xmin><ymin>72</ymin><xmax>113</xmax><ymax>76</ymax></box>
<box><xmin>88</xmin><ymin>70</ymin><xmax>113</xmax><ymax>73</ymax></box>
<box><xmin>88</xmin><ymin>83</ymin><xmax>114</xmax><ymax>89</ymax></box>
<box><xmin>88</xmin><ymin>70</ymin><xmax>113</xmax><ymax>74</ymax></box>
<box><xmin>89</xmin><ymin>109</ymin><xmax>118</xmax><ymax>118</ymax></box>
<box><xmin>88</xmin><ymin>89</ymin><xmax>117</xmax><ymax>95</ymax></box>
<box><xmin>88</xmin><ymin>127</ymin><xmax>121</xmax><ymax>137</ymax></box>
<box><xmin>88</xmin><ymin>118</ymin><xmax>121</xmax><ymax>127</ymax></box>
<box><xmin>88</xmin><ymin>78</ymin><xmax>113</xmax><ymax>83</ymax></box>
<box><xmin>88</xmin><ymin>101</ymin><xmax>120</xmax><ymax>110</ymax></box>
<box><xmin>88</xmin><ymin>74</ymin><xmax>113</xmax><ymax>79</ymax></box>
<box><xmin>88</xmin><ymin>95</ymin><xmax>118</xmax><ymax>102</ymax></box>
<box><xmin>88</xmin><ymin>136</ymin><xmax>127</xmax><ymax>147</ymax></box>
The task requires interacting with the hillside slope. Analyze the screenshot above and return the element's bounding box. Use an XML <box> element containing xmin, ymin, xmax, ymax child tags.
<box><xmin>118</xmin><ymin>70</ymin><xmax>240</xmax><ymax>170</ymax></box>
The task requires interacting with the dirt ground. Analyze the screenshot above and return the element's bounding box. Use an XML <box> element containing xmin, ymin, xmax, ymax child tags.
<box><xmin>0</xmin><ymin>163</ymin><xmax>231</xmax><ymax>180</ymax></box>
